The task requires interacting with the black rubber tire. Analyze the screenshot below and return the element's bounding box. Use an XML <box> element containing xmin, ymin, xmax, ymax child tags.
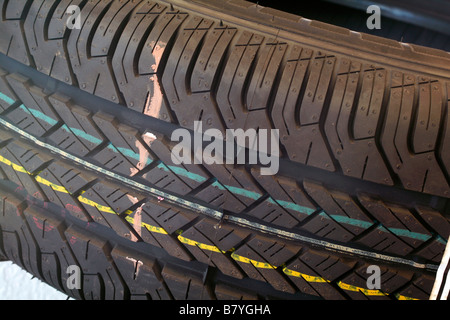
<box><xmin>0</xmin><ymin>0</ymin><xmax>449</xmax><ymax>300</ymax></box>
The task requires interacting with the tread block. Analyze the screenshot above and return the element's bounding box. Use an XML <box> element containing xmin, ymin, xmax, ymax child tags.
<box><xmin>190</xmin><ymin>27</ymin><xmax>237</xmax><ymax>92</ymax></box>
<box><xmin>232</xmin><ymin>236</ymin><xmax>296</xmax><ymax>293</ymax></box>
<box><xmin>92</xmin><ymin>113</ymin><xmax>143</xmax><ymax>176</ymax></box>
<box><xmin>249</xmin><ymin>170</ymin><xmax>318</xmax><ymax>226</ymax></box>
<box><xmin>416</xmin><ymin>206</ymin><xmax>450</xmax><ymax>241</ymax></box>
<box><xmin>67</xmin><ymin>0</ymin><xmax>124</xmax><ymax>103</ymax></box>
<box><xmin>48</xmin><ymin>93</ymin><xmax>104</xmax><ymax>157</ymax></box>
<box><xmin>395</xmin><ymin>274</ymin><xmax>435</xmax><ymax>300</ymax></box>
<box><xmin>413</xmin><ymin>81</ymin><xmax>442</xmax><ymax>153</ymax></box>
<box><xmin>178</xmin><ymin>219</ymin><xmax>247</xmax><ymax>279</ymax></box>
<box><xmin>0</xmin><ymin>0</ymin><xmax>32</xmax><ymax>66</ymax></box>
<box><xmin>300</xmin><ymin>211</ymin><xmax>355</xmax><ymax>243</ymax></box>
<box><xmin>284</xmin><ymin>249</ymin><xmax>355</xmax><ymax>300</ymax></box>
<box><xmin>47</xmin><ymin>0</ymin><xmax>84</xmax><ymax>40</ymax></box>
<box><xmin>66</xmin><ymin>225</ymin><xmax>126</xmax><ymax>300</ymax></box>
<box><xmin>298</xmin><ymin>55</ymin><xmax>335</xmax><ymax>126</ymax></box>
<box><xmin>303</xmin><ymin>180</ymin><xmax>374</xmax><ymax>238</ymax></box>
<box><xmin>147</xmin><ymin>139</ymin><xmax>209</xmax><ymax>194</ymax></box>
<box><xmin>161</xmin><ymin>262</ymin><xmax>211</xmax><ymax>300</ymax></box>
<box><xmin>215</xmin><ymin>31</ymin><xmax>272</xmax><ymax>133</ymax></box>
<box><xmin>246</xmin><ymin>42</ymin><xmax>287</xmax><ymax>111</ymax></box>
<box><xmin>23</xmin><ymin>205</ymin><xmax>82</xmax><ymax>299</ymax></box>
<box><xmin>24</xmin><ymin>0</ymin><xmax>75</xmax><ymax>84</ymax></box>
<box><xmin>4</xmin><ymin>0</ymin><xmax>30</xmax><ymax>20</ymax></box>
<box><xmin>0</xmin><ymin>68</ymin><xmax>17</xmax><ymax>111</ymax></box>
<box><xmin>113</xmin><ymin>1</ymin><xmax>173</xmax><ymax>118</ymax></box>
<box><xmin>188</xmin><ymin>163</ymin><xmax>262</xmax><ymax>214</ymax></box>
<box><xmin>136</xmin><ymin>201</ymin><xmax>195</xmax><ymax>261</ymax></box>
<box><xmin>198</xmin><ymin>163</ymin><xmax>262</xmax><ymax>209</ymax></box>
<box><xmin>111</xmin><ymin>245</ymin><xmax>171</xmax><ymax>300</ymax></box>
<box><xmin>0</xmin><ymin>141</ymin><xmax>52</xmax><ymax>201</ymax></box>
<box><xmin>381</xmin><ymin>74</ymin><xmax>450</xmax><ymax>197</ymax></box>
<box><xmin>35</xmin><ymin>162</ymin><xmax>94</xmax><ymax>221</ymax></box>
<box><xmin>77</xmin><ymin>182</ymin><xmax>141</xmax><ymax>240</ymax></box>
<box><xmin>358</xmin><ymin>195</ymin><xmax>433</xmax><ymax>251</ymax></box>
<box><xmin>337</xmin><ymin>264</ymin><xmax>412</xmax><ymax>300</ymax></box>
<box><xmin>93</xmin><ymin>111</ymin><xmax>150</xmax><ymax>174</ymax></box>
<box><xmin>325</xmin><ymin>61</ymin><xmax>393</xmax><ymax>185</ymax></box>
<box><xmin>164</xmin><ymin>15</ymin><xmax>214</xmax><ymax>110</ymax></box>
<box><xmin>6</xmin><ymin>73</ymin><xmax>60</xmax><ymax>136</ymax></box>
<box><xmin>352</xmin><ymin>68</ymin><xmax>386</xmax><ymax>140</ymax></box>
<box><xmin>0</xmin><ymin>194</ymin><xmax>28</xmax><ymax>243</ymax></box>
<box><xmin>271</xmin><ymin>46</ymin><xmax>335</xmax><ymax>171</ymax></box>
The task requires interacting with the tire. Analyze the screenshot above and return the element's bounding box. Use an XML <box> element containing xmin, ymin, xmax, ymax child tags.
<box><xmin>0</xmin><ymin>0</ymin><xmax>449</xmax><ymax>300</ymax></box>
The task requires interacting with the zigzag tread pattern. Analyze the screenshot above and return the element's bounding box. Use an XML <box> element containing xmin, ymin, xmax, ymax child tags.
<box><xmin>0</xmin><ymin>0</ymin><xmax>449</xmax><ymax>301</ymax></box>
<box><xmin>0</xmin><ymin>66</ymin><xmax>448</xmax><ymax>269</ymax></box>
<box><xmin>0</xmin><ymin>0</ymin><xmax>449</xmax><ymax>196</ymax></box>
<box><xmin>0</xmin><ymin>177</ymin><xmax>440</xmax><ymax>300</ymax></box>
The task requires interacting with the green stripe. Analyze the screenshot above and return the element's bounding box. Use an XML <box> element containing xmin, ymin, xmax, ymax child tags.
<box><xmin>1</xmin><ymin>91</ymin><xmax>446</xmax><ymax>245</ymax></box>
<box><xmin>0</xmin><ymin>92</ymin><xmax>15</xmax><ymax>105</ymax></box>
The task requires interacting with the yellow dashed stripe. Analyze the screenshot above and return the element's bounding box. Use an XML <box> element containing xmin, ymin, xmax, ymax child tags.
<box><xmin>0</xmin><ymin>155</ymin><xmax>71</xmax><ymax>194</ymax></box>
<box><xmin>0</xmin><ymin>153</ymin><xmax>166</xmax><ymax>232</ymax></box>
<box><xmin>178</xmin><ymin>234</ymin><xmax>224</xmax><ymax>253</ymax></box>
<box><xmin>0</xmin><ymin>153</ymin><xmax>418</xmax><ymax>300</ymax></box>
<box><xmin>125</xmin><ymin>216</ymin><xmax>168</xmax><ymax>235</ymax></box>
<box><xmin>77</xmin><ymin>195</ymin><xmax>116</xmax><ymax>214</ymax></box>
<box><xmin>35</xmin><ymin>176</ymin><xmax>70</xmax><ymax>193</ymax></box>
<box><xmin>283</xmin><ymin>267</ymin><xmax>329</xmax><ymax>283</ymax></box>
<box><xmin>395</xmin><ymin>294</ymin><xmax>419</xmax><ymax>300</ymax></box>
<box><xmin>336</xmin><ymin>281</ymin><xmax>387</xmax><ymax>297</ymax></box>
<box><xmin>11</xmin><ymin>162</ymin><xmax>29</xmax><ymax>174</ymax></box>
<box><xmin>231</xmin><ymin>252</ymin><xmax>276</xmax><ymax>269</ymax></box>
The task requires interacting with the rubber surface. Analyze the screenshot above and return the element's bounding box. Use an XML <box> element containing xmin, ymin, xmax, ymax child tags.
<box><xmin>0</xmin><ymin>0</ymin><xmax>449</xmax><ymax>300</ymax></box>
